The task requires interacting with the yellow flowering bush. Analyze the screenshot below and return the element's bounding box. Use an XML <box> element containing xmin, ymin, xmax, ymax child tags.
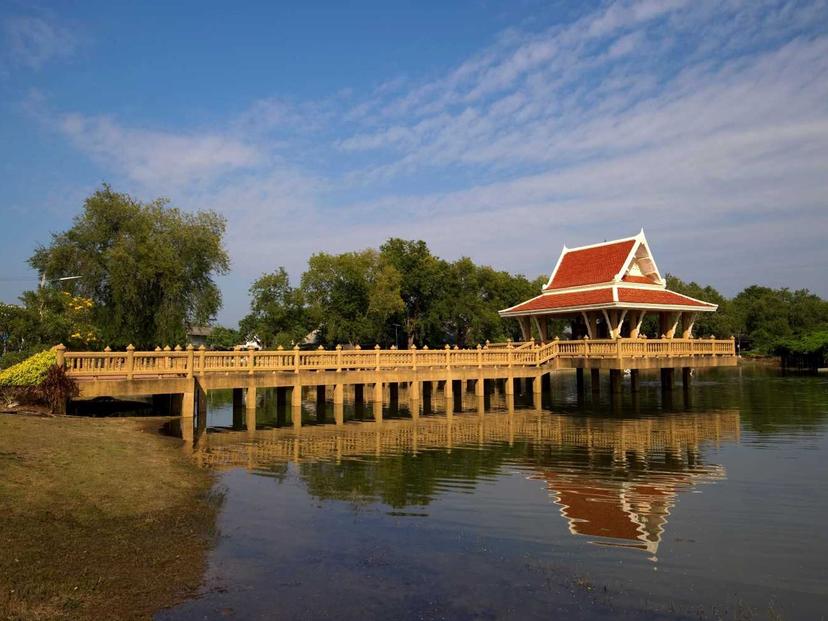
<box><xmin>0</xmin><ymin>350</ymin><xmax>57</xmax><ymax>386</ymax></box>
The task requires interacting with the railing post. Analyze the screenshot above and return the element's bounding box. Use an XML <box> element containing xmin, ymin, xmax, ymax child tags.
<box><xmin>186</xmin><ymin>344</ymin><xmax>194</xmax><ymax>378</ymax></box>
<box><xmin>477</xmin><ymin>344</ymin><xmax>482</xmax><ymax>369</ymax></box>
<box><xmin>375</xmin><ymin>344</ymin><xmax>381</xmax><ymax>371</ymax></box>
<box><xmin>411</xmin><ymin>344</ymin><xmax>417</xmax><ymax>370</ymax></box>
<box><xmin>336</xmin><ymin>344</ymin><xmax>342</xmax><ymax>372</ymax></box>
<box><xmin>198</xmin><ymin>345</ymin><xmax>206</xmax><ymax>376</ymax></box>
<box><xmin>126</xmin><ymin>344</ymin><xmax>135</xmax><ymax>380</ymax></box>
<box><xmin>294</xmin><ymin>345</ymin><xmax>300</xmax><ymax>373</ymax></box>
<box><xmin>507</xmin><ymin>340</ymin><xmax>513</xmax><ymax>368</ymax></box>
<box><xmin>445</xmin><ymin>343</ymin><xmax>452</xmax><ymax>370</ymax></box>
<box><xmin>247</xmin><ymin>345</ymin><xmax>255</xmax><ymax>375</ymax></box>
<box><xmin>54</xmin><ymin>343</ymin><xmax>66</xmax><ymax>369</ymax></box>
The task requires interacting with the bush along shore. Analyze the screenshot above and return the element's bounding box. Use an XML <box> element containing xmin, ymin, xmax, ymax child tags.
<box><xmin>0</xmin><ymin>350</ymin><xmax>220</xmax><ymax>620</ymax></box>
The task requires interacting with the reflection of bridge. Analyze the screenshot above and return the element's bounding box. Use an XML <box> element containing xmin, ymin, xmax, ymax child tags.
<box><xmin>190</xmin><ymin>409</ymin><xmax>738</xmax><ymax>556</ymax></box>
<box><xmin>59</xmin><ymin>337</ymin><xmax>736</xmax><ymax>421</ymax></box>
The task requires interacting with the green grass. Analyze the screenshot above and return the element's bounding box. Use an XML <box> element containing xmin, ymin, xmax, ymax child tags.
<box><xmin>0</xmin><ymin>415</ymin><xmax>219</xmax><ymax>620</ymax></box>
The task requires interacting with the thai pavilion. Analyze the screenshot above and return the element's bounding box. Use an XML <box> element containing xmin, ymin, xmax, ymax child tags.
<box><xmin>499</xmin><ymin>231</ymin><xmax>717</xmax><ymax>342</ymax></box>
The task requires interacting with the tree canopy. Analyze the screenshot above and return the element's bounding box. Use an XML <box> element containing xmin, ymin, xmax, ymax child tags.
<box><xmin>28</xmin><ymin>185</ymin><xmax>229</xmax><ymax>348</ymax></box>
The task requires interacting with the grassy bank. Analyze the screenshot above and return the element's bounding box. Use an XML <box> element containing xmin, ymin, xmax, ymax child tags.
<box><xmin>0</xmin><ymin>415</ymin><xmax>219</xmax><ymax>621</ymax></box>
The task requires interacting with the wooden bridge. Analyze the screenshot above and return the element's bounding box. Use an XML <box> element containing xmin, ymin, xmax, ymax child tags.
<box><xmin>58</xmin><ymin>337</ymin><xmax>737</xmax><ymax>421</ymax></box>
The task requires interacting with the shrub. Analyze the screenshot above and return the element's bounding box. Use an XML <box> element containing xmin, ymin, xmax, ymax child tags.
<box><xmin>0</xmin><ymin>349</ymin><xmax>78</xmax><ymax>414</ymax></box>
<box><xmin>0</xmin><ymin>350</ymin><xmax>57</xmax><ymax>386</ymax></box>
<box><xmin>39</xmin><ymin>364</ymin><xmax>79</xmax><ymax>414</ymax></box>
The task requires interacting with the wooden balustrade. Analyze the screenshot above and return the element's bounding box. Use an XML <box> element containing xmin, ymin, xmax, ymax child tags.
<box><xmin>61</xmin><ymin>337</ymin><xmax>737</xmax><ymax>380</ymax></box>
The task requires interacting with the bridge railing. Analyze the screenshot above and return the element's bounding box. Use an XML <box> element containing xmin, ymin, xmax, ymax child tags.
<box><xmin>59</xmin><ymin>337</ymin><xmax>736</xmax><ymax>379</ymax></box>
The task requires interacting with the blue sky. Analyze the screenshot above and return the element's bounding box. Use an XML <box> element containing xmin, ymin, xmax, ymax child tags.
<box><xmin>2</xmin><ymin>0</ymin><xmax>827</xmax><ymax>325</ymax></box>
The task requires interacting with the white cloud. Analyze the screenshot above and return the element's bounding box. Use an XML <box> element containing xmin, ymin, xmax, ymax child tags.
<box><xmin>58</xmin><ymin>113</ymin><xmax>262</xmax><ymax>187</ymax></box>
<box><xmin>3</xmin><ymin>14</ymin><xmax>78</xmax><ymax>69</ymax></box>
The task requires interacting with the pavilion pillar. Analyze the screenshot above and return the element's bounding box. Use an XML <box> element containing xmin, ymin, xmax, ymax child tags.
<box><xmin>660</xmin><ymin>312</ymin><xmax>681</xmax><ymax>339</ymax></box>
<box><xmin>581</xmin><ymin>311</ymin><xmax>599</xmax><ymax>339</ymax></box>
<box><xmin>629</xmin><ymin>310</ymin><xmax>646</xmax><ymax>339</ymax></box>
<box><xmin>517</xmin><ymin>316</ymin><xmax>532</xmax><ymax>342</ymax></box>
<box><xmin>682</xmin><ymin>313</ymin><xmax>698</xmax><ymax>339</ymax></box>
<box><xmin>532</xmin><ymin>316</ymin><xmax>548</xmax><ymax>342</ymax></box>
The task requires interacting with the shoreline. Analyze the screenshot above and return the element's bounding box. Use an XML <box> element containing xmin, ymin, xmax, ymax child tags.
<box><xmin>0</xmin><ymin>413</ymin><xmax>219</xmax><ymax>621</ymax></box>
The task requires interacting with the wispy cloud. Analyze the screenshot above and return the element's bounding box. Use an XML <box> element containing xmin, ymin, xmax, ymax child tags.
<box><xmin>57</xmin><ymin>113</ymin><xmax>262</xmax><ymax>187</ymax></box>
<box><xmin>35</xmin><ymin>0</ymin><xmax>828</xmax><ymax>321</ymax></box>
<box><xmin>2</xmin><ymin>13</ymin><xmax>78</xmax><ymax>69</ymax></box>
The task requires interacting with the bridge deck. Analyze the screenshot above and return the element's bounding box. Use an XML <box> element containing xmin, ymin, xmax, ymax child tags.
<box><xmin>60</xmin><ymin>338</ymin><xmax>737</xmax><ymax>400</ymax></box>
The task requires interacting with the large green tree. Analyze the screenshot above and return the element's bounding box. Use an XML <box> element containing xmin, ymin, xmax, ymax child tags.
<box><xmin>300</xmin><ymin>249</ymin><xmax>404</xmax><ymax>346</ymax></box>
<box><xmin>29</xmin><ymin>185</ymin><xmax>229</xmax><ymax>348</ymax></box>
<box><xmin>239</xmin><ymin>268</ymin><xmax>308</xmax><ymax>347</ymax></box>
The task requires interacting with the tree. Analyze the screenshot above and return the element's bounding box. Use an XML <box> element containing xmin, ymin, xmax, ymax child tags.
<box><xmin>239</xmin><ymin>268</ymin><xmax>308</xmax><ymax>347</ymax></box>
<box><xmin>301</xmin><ymin>249</ymin><xmax>404</xmax><ymax>346</ymax></box>
<box><xmin>29</xmin><ymin>185</ymin><xmax>229</xmax><ymax>348</ymax></box>
<box><xmin>380</xmin><ymin>239</ymin><xmax>445</xmax><ymax>347</ymax></box>
<box><xmin>206</xmin><ymin>326</ymin><xmax>242</xmax><ymax>350</ymax></box>
<box><xmin>665</xmin><ymin>274</ymin><xmax>735</xmax><ymax>338</ymax></box>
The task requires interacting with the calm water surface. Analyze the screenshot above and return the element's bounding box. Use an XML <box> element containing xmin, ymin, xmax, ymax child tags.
<box><xmin>160</xmin><ymin>366</ymin><xmax>828</xmax><ymax>620</ymax></box>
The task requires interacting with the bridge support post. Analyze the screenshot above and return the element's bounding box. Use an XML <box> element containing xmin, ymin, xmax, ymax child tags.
<box><xmin>232</xmin><ymin>388</ymin><xmax>244</xmax><ymax>430</ymax></box>
<box><xmin>389</xmin><ymin>382</ymin><xmax>399</xmax><ymax>414</ymax></box>
<box><xmin>291</xmin><ymin>382</ymin><xmax>302</xmax><ymax>428</ymax></box>
<box><xmin>591</xmin><ymin>369</ymin><xmax>600</xmax><ymax>393</ymax></box>
<box><xmin>334</xmin><ymin>400</ymin><xmax>344</xmax><ymax>425</ymax></box>
<box><xmin>334</xmin><ymin>383</ymin><xmax>344</xmax><ymax>404</ymax></box>
<box><xmin>244</xmin><ymin>384</ymin><xmax>256</xmax><ymax>431</ymax></box>
<box><xmin>182</xmin><ymin>381</ymin><xmax>195</xmax><ymax>418</ymax></box>
<box><xmin>475</xmin><ymin>377</ymin><xmax>484</xmax><ymax>397</ymax></box>
<box><xmin>682</xmin><ymin>367</ymin><xmax>692</xmax><ymax>389</ymax></box>
<box><xmin>661</xmin><ymin>368</ymin><xmax>674</xmax><ymax>392</ymax></box>
<box><xmin>505</xmin><ymin>375</ymin><xmax>514</xmax><ymax>396</ymax></box>
<box><xmin>409</xmin><ymin>381</ymin><xmax>420</xmax><ymax>419</ymax></box>
<box><xmin>609</xmin><ymin>369</ymin><xmax>622</xmax><ymax>396</ymax></box>
<box><xmin>373</xmin><ymin>382</ymin><xmax>383</xmax><ymax>423</ymax></box>
<box><xmin>276</xmin><ymin>387</ymin><xmax>288</xmax><ymax>426</ymax></box>
<box><xmin>630</xmin><ymin>369</ymin><xmax>640</xmax><ymax>393</ymax></box>
<box><xmin>316</xmin><ymin>385</ymin><xmax>326</xmax><ymax>422</ymax></box>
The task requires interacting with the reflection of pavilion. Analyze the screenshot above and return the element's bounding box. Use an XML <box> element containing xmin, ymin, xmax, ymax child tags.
<box><xmin>191</xmin><ymin>410</ymin><xmax>737</xmax><ymax>557</ymax></box>
<box><xmin>541</xmin><ymin>466</ymin><xmax>724</xmax><ymax>557</ymax></box>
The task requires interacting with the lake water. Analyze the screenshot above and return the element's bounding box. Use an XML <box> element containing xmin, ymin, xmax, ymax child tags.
<box><xmin>160</xmin><ymin>366</ymin><xmax>828</xmax><ymax>620</ymax></box>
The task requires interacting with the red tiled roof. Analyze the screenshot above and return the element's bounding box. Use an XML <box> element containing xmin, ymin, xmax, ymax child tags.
<box><xmin>506</xmin><ymin>288</ymin><xmax>613</xmax><ymax>313</ymax></box>
<box><xmin>617</xmin><ymin>288</ymin><xmax>714</xmax><ymax>307</ymax></box>
<box><xmin>622</xmin><ymin>274</ymin><xmax>653</xmax><ymax>284</ymax></box>
<box><xmin>547</xmin><ymin>240</ymin><xmax>635</xmax><ymax>289</ymax></box>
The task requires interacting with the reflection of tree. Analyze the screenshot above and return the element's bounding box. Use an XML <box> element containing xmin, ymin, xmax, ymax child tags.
<box><xmin>299</xmin><ymin>443</ymin><xmax>518</xmax><ymax>509</ymax></box>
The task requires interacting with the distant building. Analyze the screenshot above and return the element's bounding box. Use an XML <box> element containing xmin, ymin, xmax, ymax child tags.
<box><xmin>186</xmin><ymin>326</ymin><xmax>213</xmax><ymax>347</ymax></box>
<box><xmin>499</xmin><ymin>230</ymin><xmax>717</xmax><ymax>340</ymax></box>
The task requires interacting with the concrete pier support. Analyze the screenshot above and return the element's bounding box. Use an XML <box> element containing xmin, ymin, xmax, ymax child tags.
<box><xmin>591</xmin><ymin>369</ymin><xmax>600</xmax><ymax>393</ymax></box>
<box><xmin>409</xmin><ymin>380</ymin><xmax>420</xmax><ymax>401</ymax></box>
<box><xmin>334</xmin><ymin>400</ymin><xmax>344</xmax><ymax>425</ymax></box>
<box><xmin>244</xmin><ymin>384</ymin><xmax>256</xmax><ymax>431</ymax></box>
<box><xmin>291</xmin><ymin>383</ymin><xmax>302</xmax><ymax>428</ymax></box>
<box><xmin>389</xmin><ymin>382</ymin><xmax>399</xmax><ymax>413</ymax></box>
<box><xmin>276</xmin><ymin>387</ymin><xmax>288</xmax><ymax>426</ymax></box>
<box><xmin>182</xmin><ymin>384</ymin><xmax>195</xmax><ymax>419</ymax></box>
<box><xmin>232</xmin><ymin>387</ymin><xmax>244</xmax><ymax>429</ymax></box>
<box><xmin>630</xmin><ymin>369</ymin><xmax>640</xmax><ymax>393</ymax></box>
<box><xmin>373</xmin><ymin>382</ymin><xmax>383</xmax><ymax>423</ymax></box>
<box><xmin>475</xmin><ymin>377</ymin><xmax>484</xmax><ymax>397</ymax></box>
<box><xmin>661</xmin><ymin>368</ymin><xmax>675</xmax><ymax>391</ymax></box>
<box><xmin>682</xmin><ymin>367</ymin><xmax>692</xmax><ymax>389</ymax></box>
<box><xmin>609</xmin><ymin>369</ymin><xmax>622</xmax><ymax>395</ymax></box>
<box><xmin>196</xmin><ymin>385</ymin><xmax>208</xmax><ymax>425</ymax></box>
<box><xmin>422</xmin><ymin>380</ymin><xmax>433</xmax><ymax>415</ymax></box>
<box><xmin>334</xmin><ymin>383</ymin><xmax>344</xmax><ymax>404</ymax></box>
<box><xmin>505</xmin><ymin>375</ymin><xmax>514</xmax><ymax>395</ymax></box>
